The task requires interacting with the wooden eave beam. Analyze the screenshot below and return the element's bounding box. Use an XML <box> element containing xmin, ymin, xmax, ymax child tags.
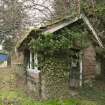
<box><xmin>43</xmin><ymin>17</ymin><xmax>80</xmax><ymax>34</ymax></box>
<box><xmin>81</xmin><ymin>13</ymin><xmax>104</xmax><ymax>48</ymax></box>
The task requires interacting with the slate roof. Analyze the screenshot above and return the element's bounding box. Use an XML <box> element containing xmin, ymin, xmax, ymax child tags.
<box><xmin>16</xmin><ymin>13</ymin><xmax>104</xmax><ymax>50</ymax></box>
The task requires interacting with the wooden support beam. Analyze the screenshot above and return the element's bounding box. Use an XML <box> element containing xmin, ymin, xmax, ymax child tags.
<box><xmin>79</xmin><ymin>51</ymin><xmax>83</xmax><ymax>87</ymax></box>
<box><xmin>30</xmin><ymin>51</ymin><xmax>32</xmax><ymax>69</ymax></box>
<box><xmin>81</xmin><ymin>13</ymin><xmax>104</xmax><ymax>48</ymax></box>
<box><xmin>34</xmin><ymin>53</ymin><xmax>38</xmax><ymax>70</ymax></box>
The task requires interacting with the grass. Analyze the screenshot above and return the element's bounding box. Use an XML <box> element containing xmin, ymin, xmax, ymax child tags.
<box><xmin>79</xmin><ymin>80</ymin><xmax>105</xmax><ymax>105</ymax></box>
<box><xmin>0</xmin><ymin>68</ymin><xmax>103</xmax><ymax>105</ymax></box>
<box><xmin>0</xmin><ymin>89</ymin><xmax>99</xmax><ymax>105</ymax></box>
<box><xmin>0</xmin><ymin>89</ymin><xmax>78</xmax><ymax>105</ymax></box>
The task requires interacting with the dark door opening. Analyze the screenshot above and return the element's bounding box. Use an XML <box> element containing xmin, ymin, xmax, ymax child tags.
<box><xmin>69</xmin><ymin>49</ymin><xmax>81</xmax><ymax>88</ymax></box>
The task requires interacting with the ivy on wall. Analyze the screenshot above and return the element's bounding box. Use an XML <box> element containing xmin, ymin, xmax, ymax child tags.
<box><xmin>27</xmin><ymin>25</ymin><xmax>91</xmax><ymax>99</ymax></box>
<box><xmin>29</xmin><ymin>25</ymin><xmax>89</xmax><ymax>55</ymax></box>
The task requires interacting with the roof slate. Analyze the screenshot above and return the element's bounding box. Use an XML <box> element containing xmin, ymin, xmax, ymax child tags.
<box><xmin>16</xmin><ymin>13</ymin><xmax>104</xmax><ymax>50</ymax></box>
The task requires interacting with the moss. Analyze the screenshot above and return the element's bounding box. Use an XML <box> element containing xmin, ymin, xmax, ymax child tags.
<box><xmin>39</xmin><ymin>53</ymin><xmax>70</xmax><ymax>99</ymax></box>
<box><xmin>29</xmin><ymin>22</ymin><xmax>90</xmax><ymax>54</ymax></box>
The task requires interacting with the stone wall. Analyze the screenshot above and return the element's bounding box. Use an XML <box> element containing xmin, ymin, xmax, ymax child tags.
<box><xmin>12</xmin><ymin>64</ymin><xmax>26</xmax><ymax>88</ymax></box>
<box><xmin>83</xmin><ymin>45</ymin><xmax>96</xmax><ymax>82</ymax></box>
<box><xmin>12</xmin><ymin>54</ymin><xmax>41</xmax><ymax>100</ymax></box>
<box><xmin>14</xmin><ymin>45</ymin><xmax>97</xmax><ymax>99</ymax></box>
<box><xmin>11</xmin><ymin>52</ymin><xmax>24</xmax><ymax>65</ymax></box>
<box><xmin>101</xmin><ymin>59</ymin><xmax>105</xmax><ymax>76</ymax></box>
<box><xmin>40</xmin><ymin>56</ymin><xmax>70</xmax><ymax>100</ymax></box>
<box><xmin>26</xmin><ymin>70</ymin><xmax>41</xmax><ymax>99</ymax></box>
<box><xmin>11</xmin><ymin>51</ymin><xmax>26</xmax><ymax>90</ymax></box>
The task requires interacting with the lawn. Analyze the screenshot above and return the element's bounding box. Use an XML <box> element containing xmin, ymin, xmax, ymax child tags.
<box><xmin>79</xmin><ymin>79</ymin><xmax>105</xmax><ymax>105</ymax></box>
<box><xmin>0</xmin><ymin>89</ymin><xmax>98</xmax><ymax>105</ymax></box>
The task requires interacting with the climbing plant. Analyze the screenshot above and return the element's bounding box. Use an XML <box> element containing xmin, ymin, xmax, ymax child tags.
<box><xmin>29</xmin><ymin>25</ymin><xmax>89</xmax><ymax>55</ymax></box>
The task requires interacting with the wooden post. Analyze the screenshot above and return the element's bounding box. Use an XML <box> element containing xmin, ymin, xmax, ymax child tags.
<box><xmin>34</xmin><ymin>53</ymin><xmax>38</xmax><ymax>70</ymax></box>
<box><xmin>30</xmin><ymin>51</ymin><xmax>32</xmax><ymax>69</ymax></box>
<box><xmin>81</xmin><ymin>13</ymin><xmax>104</xmax><ymax>48</ymax></box>
<box><xmin>79</xmin><ymin>51</ymin><xmax>83</xmax><ymax>87</ymax></box>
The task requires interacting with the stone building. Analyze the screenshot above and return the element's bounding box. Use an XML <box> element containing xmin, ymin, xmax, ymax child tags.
<box><xmin>16</xmin><ymin>13</ymin><xmax>103</xmax><ymax>100</ymax></box>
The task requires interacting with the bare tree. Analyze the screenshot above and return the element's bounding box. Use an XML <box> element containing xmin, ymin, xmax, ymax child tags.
<box><xmin>0</xmin><ymin>0</ymin><xmax>25</xmax><ymax>42</ymax></box>
<box><xmin>22</xmin><ymin>0</ymin><xmax>54</xmax><ymax>27</ymax></box>
<box><xmin>0</xmin><ymin>0</ymin><xmax>84</xmax><ymax>50</ymax></box>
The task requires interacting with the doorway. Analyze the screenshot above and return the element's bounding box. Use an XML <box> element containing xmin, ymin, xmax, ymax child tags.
<box><xmin>69</xmin><ymin>49</ymin><xmax>82</xmax><ymax>88</ymax></box>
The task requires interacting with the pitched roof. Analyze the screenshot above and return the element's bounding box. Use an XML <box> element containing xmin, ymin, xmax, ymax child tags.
<box><xmin>81</xmin><ymin>13</ymin><xmax>103</xmax><ymax>48</ymax></box>
<box><xmin>16</xmin><ymin>13</ymin><xmax>104</xmax><ymax>50</ymax></box>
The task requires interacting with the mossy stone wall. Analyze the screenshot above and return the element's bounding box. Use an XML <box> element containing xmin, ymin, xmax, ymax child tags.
<box><xmin>83</xmin><ymin>45</ymin><xmax>96</xmax><ymax>82</ymax></box>
<box><xmin>39</xmin><ymin>54</ymin><xmax>70</xmax><ymax>99</ymax></box>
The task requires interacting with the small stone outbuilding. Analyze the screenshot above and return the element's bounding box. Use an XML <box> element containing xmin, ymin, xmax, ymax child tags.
<box><xmin>16</xmin><ymin>13</ymin><xmax>103</xmax><ymax>100</ymax></box>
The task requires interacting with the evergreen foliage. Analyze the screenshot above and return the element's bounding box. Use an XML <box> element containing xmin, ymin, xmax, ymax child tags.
<box><xmin>29</xmin><ymin>26</ymin><xmax>89</xmax><ymax>54</ymax></box>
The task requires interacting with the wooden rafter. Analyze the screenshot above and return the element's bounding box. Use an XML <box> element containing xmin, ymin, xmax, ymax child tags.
<box><xmin>81</xmin><ymin>13</ymin><xmax>104</xmax><ymax>48</ymax></box>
